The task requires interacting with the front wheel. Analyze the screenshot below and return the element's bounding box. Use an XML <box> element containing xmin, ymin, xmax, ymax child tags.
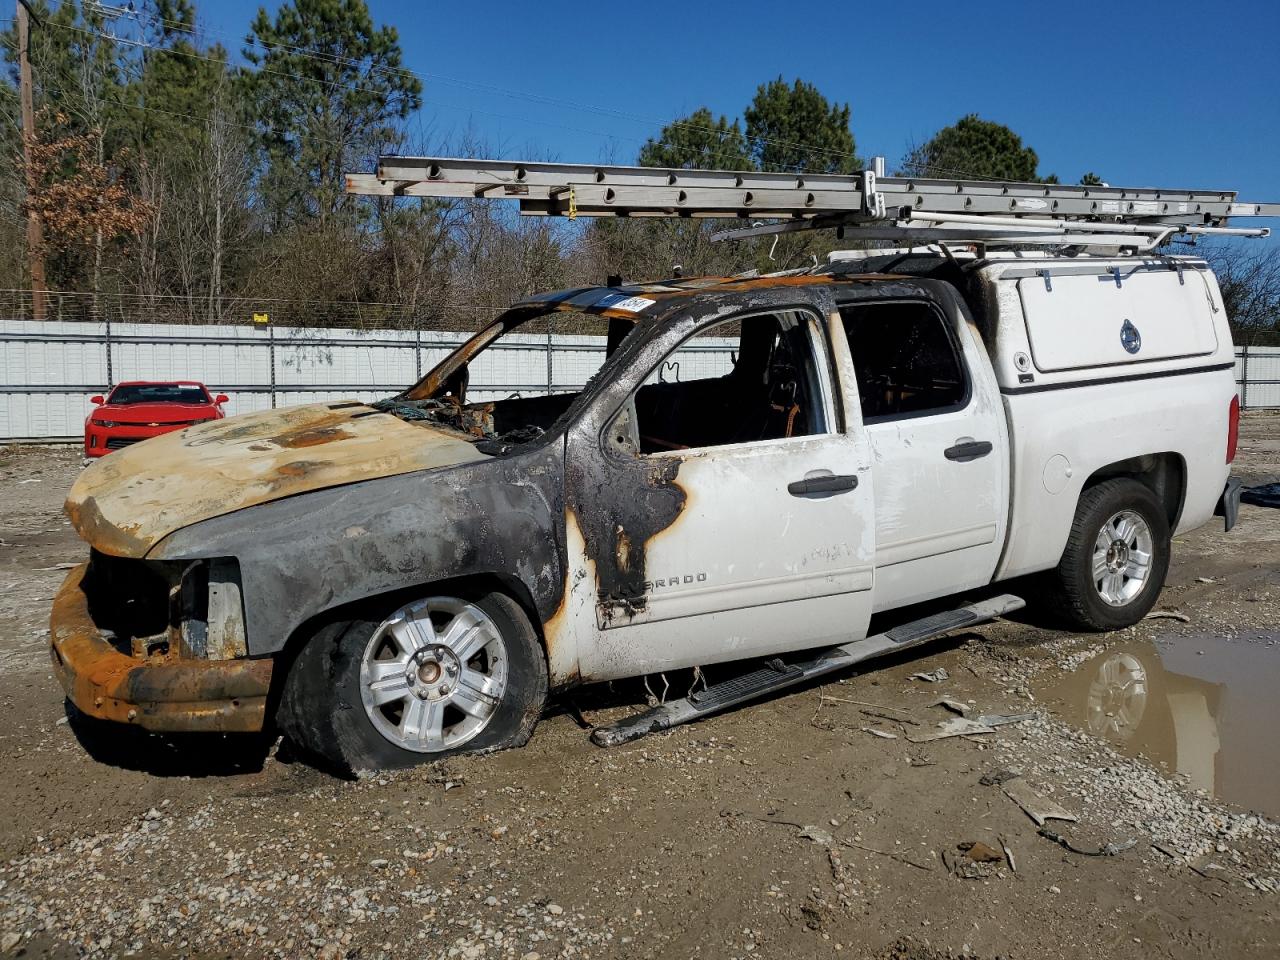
<box><xmin>278</xmin><ymin>590</ymin><xmax>547</xmax><ymax>774</ymax></box>
<box><xmin>1045</xmin><ymin>478</ymin><xmax>1171</xmax><ymax>631</ymax></box>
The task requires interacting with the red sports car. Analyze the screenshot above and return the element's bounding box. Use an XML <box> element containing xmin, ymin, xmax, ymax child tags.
<box><xmin>84</xmin><ymin>381</ymin><xmax>229</xmax><ymax>458</ymax></box>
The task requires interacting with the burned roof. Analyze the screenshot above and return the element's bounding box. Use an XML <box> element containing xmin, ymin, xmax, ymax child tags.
<box><xmin>513</xmin><ymin>272</ymin><xmax>906</xmax><ymax>321</ymax></box>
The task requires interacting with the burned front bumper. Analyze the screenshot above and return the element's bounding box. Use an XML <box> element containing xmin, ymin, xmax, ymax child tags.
<box><xmin>49</xmin><ymin>563</ymin><xmax>273</xmax><ymax>733</ymax></box>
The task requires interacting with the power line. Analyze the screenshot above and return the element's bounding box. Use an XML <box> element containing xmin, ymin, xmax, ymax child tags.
<box><xmin>106</xmin><ymin>92</ymin><xmax>345</xmax><ymax>144</ymax></box>
<box><xmin>37</xmin><ymin>19</ymin><xmax>803</xmax><ymax>170</ymax></box>
<box><xmin>22</xmin><ymin>20</ymin><xmax>1029</xmax><ymax>192</ymax></box>
<box><xmin>43</xmin><ymin>7</ymin><xmax>1059</xmax><ymax>184</ymax></box>
<box><xmin>41</xmin><ymin>20</ymin><xmax>632</xmax><ymax>152</ymax></box>
<box><xmin>43</xmin><ymin>16</ymin><xmax>866</xmax><ymax>172</ymax></box>
<box><xmin>899</xmin><ymin>160</ymin><xmax>1033</xmax><ymax>184</ymax></box>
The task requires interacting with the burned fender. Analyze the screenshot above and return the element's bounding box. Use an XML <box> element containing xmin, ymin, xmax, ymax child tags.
<box><xmin>147</xmin><ymin>442</ymin><xmax>567</xmax><ymax>667</ymax></box>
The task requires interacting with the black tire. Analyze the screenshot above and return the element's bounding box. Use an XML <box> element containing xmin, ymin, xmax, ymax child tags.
<box><xmin>277</xmin><ymin>589</ymin><xmax>547</xmax><ymax>774</ymax></box>
<box><xmin>1044</xmin><ymin>478</ymin><xmax>1171</xmax><ymax>631</ymax></box>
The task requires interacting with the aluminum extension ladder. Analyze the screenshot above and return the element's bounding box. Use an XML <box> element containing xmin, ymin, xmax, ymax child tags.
<box><xmin>347</xmin><ymin>155</ymin><xmax>1279</xmax><ymax>251</ymax></box>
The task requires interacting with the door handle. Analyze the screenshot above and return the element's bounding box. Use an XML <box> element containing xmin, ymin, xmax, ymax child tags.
<box><xmin>788</xmin><ymin>474</ymin><xmax>859</xmax><ymax>496</ymax></box>
<box><xmin>944</xmin><ymin>440</ymin><xmax>993</xmax><ymax>462</ymax></box>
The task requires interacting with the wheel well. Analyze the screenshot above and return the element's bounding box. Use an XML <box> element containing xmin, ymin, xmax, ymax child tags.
<box><xmin>1082</xmin><ymin>453</ymin><xmax>1186</xmax><ymax>529</ymax></box>
<box><xmin>264</xmin><ymin>572</ymin><xmax>547</xmax><ymax>728</ymax></box>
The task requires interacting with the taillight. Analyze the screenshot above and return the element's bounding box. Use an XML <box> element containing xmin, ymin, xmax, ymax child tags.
<box><xmin>1226</xmin><ymin>394</ymin><xmax>1240</xmax><ymax>464</ymax></box>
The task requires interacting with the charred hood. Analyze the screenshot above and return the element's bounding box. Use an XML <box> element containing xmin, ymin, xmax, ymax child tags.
<box><xmin>66</xmin><ymin>402</ymin><xmax>488</xmax><ymax>558</ymax></box>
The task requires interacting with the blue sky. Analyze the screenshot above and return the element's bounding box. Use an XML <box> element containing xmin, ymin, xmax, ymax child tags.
<box><xmin>198</xmin><ymin>0</ymin><xmax>1278</xmax><ymax>206</ymax></box>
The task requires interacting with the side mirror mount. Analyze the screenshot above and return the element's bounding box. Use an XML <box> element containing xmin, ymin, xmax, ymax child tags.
<box><xmin>90</xmin><ymin>395</ymin><xmax>105</xmax><ymax>405</ymax></box>
<box><xmin>215</xmin><ymin>394</ymin><xmax>229</xmax><ymax>404</ymax></box>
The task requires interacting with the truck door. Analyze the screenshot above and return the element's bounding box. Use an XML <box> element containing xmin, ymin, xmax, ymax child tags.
<box><xmin>835</xmin><ymin>285</ymin><xmax>1008</xmax><ymax>611</ymax></box>
<box><xmin>563</xmin><ymin>303</ymin><xmax>877</xmax><ymax>682</ymax></box>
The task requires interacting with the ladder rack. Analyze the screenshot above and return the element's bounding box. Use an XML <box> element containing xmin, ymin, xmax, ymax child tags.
<box><xmin>346</xmin><ymin>155</ymin><xmax>1278</xmax><ymax>251</ymax></box>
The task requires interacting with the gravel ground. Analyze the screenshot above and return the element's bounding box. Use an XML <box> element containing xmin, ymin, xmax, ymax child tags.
<box><xmin>0</xmin><ymin>414</ymin><xmax>1277</xmax><ymax>959</ymax></box>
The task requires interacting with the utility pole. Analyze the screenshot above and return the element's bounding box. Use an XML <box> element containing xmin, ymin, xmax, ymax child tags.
<box><xmin>17</xmin><ymin>0</ymin><xmax>47</xmax><ymax>320</ymax></box>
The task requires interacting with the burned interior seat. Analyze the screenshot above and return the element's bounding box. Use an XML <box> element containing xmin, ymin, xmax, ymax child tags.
<box><xmin>633</xmin><ymin>313</ymin><xmax>818</xmax><ymax>453</ymax></box>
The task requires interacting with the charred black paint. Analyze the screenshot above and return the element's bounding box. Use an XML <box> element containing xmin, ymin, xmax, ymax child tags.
<box><xmin>565</xmin><ymin>444</ymin><xmax>686</xmax><ymax>623</ymax></box>
<box><xmin>151</xmin><ymin>443</ymin><xmax>567</xmax><ymax>666</ymax></box>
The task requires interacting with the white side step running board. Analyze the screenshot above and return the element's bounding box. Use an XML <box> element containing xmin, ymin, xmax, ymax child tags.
<box><xmin>589</xmin><ymin>594</ymin><xmax>1025</xmax><ymax>748</ymax></box>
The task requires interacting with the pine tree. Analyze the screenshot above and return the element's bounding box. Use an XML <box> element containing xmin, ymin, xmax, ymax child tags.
<box><xmin>743</xmin><ymin>77</ymin><xmax>858</xmax><ymax>175</ymax></box>
<box><xmin>901</xmin><ymin>114</ymin><xmax>1054</xmax><ymax>183</ymax></box>
<box><xmin>639</xmin><ymin>107</ymin><xmax>753</xmax><ymax>171</ymax></box>
<box><xmin>243</xmin><ymin>0</ymin><xmax>422</xmax><ymax>228</ymax></box>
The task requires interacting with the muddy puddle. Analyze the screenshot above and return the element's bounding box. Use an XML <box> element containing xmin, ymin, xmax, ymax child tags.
<box><xmin>1040</xmin><ymin>631</ymin><xmax>1280</xmax><ymax>818</ymax></box>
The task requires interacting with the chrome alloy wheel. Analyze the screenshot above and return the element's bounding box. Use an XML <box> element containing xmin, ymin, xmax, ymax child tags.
<box><xmin>1092</xmin><ymin>509</ymin><xmax>1154</xmax><ymax>607</ymax></box>
<box><xmin>359</xmin><ymin>597</ymin><xmax>508</xmax><ymax>752</ymax></box>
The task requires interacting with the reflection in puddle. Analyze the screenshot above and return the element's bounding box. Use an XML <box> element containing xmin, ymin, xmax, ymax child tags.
<box><xmin>1041</xmin><ymin>632</ymin><xmax>1280</xmax><ymax>818</ymax></box>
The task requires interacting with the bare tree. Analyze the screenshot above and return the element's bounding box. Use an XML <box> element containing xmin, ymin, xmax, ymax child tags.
<box><xmin>166</xmin><ymin>71</ymin><xmax>254</xmax><ymax>321</ymax></box>
<box><xmin>1201</xmin><ymin>240</ymin><xmax>1280</xmax><ymax>346</ymax></box>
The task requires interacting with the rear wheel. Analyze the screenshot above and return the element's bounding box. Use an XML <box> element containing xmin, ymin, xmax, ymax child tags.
<box><xmin>1045</xmin><ymin>478</ymin><xmax>1171</xmax><ymax>631</ymax></box>
<box><xmin>278</xmin><ymin>589</ymin><xmax>547</xmax><ymax>774</ymax></box>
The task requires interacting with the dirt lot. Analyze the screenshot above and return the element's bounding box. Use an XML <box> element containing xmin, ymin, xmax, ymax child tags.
<box><xmin>1</xmin><ymin>416</ymin><xmax>1277</xmax><ymax>960</ymax></box>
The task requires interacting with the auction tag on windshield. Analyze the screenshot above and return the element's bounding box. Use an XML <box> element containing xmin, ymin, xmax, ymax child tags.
<box><xmin>595</xmin><ymin>294</ymin><xmax>656</xmax><ymax>313</ymax></box>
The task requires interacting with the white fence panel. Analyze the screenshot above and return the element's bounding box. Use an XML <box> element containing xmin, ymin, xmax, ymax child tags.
<box><xmin>2</xmin><ymin>318</ymin><xmax>1276</xmax><ymax>442</ymax></box>
<box><xmin>1239</xmin><ymin>346</ymin><xmax>1280</xmax><ymax>409</ymax></box>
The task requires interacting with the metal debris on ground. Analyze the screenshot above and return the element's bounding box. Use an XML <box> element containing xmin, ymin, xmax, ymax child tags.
<box><xmin>999</xmin><ymin>835</ymin><xmax>1017</xmax><ymax>875</ymax></box>
<box><xmin>979</xmin><ymin>768</ymin><xmax>1021</xmax><ymax>787</ymax></box>
<box><xmin>907</xmin><ymin>717</ymin><xmax>997</xmax><ymax>743</ymax></box>
<box><xmin>862</xmin><ymin>726</ymin><xmax>898</xmax><ymax>739</ymax></box>
<box><xmin>909</xmin><ymin>668</ymin><xmax>950</xmax><ymax>683</ymax></box>
<box><xmin>1002</xmin><ymin>780</ymin><xmax>1079</xmax><ymax>826</ymax></box>
<box><xmin>1038</xmin><ymin>827</ymin><xmax>1136</xmax><ymax>857</ymax></box>
<box><xmin>1144</xmin><ymin>609</ymin><xmax>1191</xmax><ymax>623</ymax></box>
<box><xmin>1151</xmin><ymin>843</ymin><xmax>1234</xmax><ymax>884</ymax></box>
<box><xmin>933</xmin><ymin>698</ymin><xmax>971</xmax><ymax>716</ymax></box>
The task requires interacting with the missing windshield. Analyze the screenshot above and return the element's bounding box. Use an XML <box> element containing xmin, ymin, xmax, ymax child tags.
<box><xmin>377</xmin><ymin>309</ymin><xmax>638</xmax><ymax>451</ymax></box>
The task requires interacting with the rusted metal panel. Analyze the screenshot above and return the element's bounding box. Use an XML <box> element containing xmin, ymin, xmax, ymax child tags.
<box><xmin>206</xmin><ymin>558</ymin><xmax>248</xmax><ymax>660</ymax></box>
<box><xmin>66</xmin><ymin>402</ymin><xmax>488</xmax><ymax>559</ymax></box>
<box><xmin>49</xmin><ymin>564</ymin><xmax>273</xmax><ymax>733</ymax></box>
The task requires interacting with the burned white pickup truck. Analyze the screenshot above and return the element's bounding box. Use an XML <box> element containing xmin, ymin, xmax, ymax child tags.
<box><xmin>50</xmin><ymin>158</ymin><xmax>1263</xmax><ymax>772</ymax></box>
